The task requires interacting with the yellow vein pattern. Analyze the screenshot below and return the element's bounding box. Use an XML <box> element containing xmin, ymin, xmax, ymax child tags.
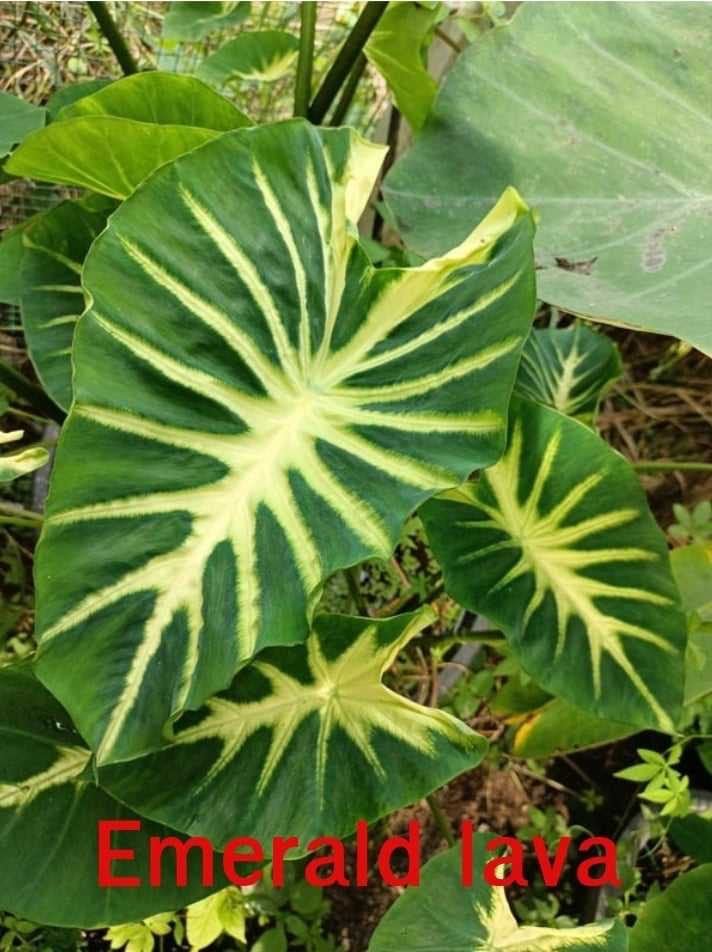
<box><xmin>434</xmin><ymin>400</ymin><xmax>685</xmax><ymax>732</ymax></box>
<box><xmin>173</xmin><ymin>614</ymin><xmax>469</xmax><ymax>807</ymax></box>
<box><xmin>0</xmin><ymin>745</ymin><xmax>90</xmax><ymax>811</ymax></box>
<box><xmin>36</xmin><ymin>124</ymin><xmax>535</xmax><ymax>763</ymax></box>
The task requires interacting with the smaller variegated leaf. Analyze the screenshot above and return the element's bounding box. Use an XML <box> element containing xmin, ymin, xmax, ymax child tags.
<box><xmin>101</xmin><ymin>610</ymin><xmax>487</xmax><ymax>851</ymax></box>
<box><xmin>198</xmin><ymin>31</ymin><xmax>300</xmax><ymax>86</ymax></box>
<box><xmin>515</xmin><ymin>324</ymin><xmax>621</xmax><ymax>425</ymax></box>
<box><xmin>163</xmin><ymin>1</ymin><xmax>250</xmax><ymax>41</ymax></box>
<box><xmin>368</xmin><ymin>836</ymin><xmax>627</xmax><ymax>951</ymax></box>
<box><xmin>5</xmin><ymin>73</ymin><xmax>250</xmax><ymax>199</ymax></box>
<box><xmin>21</xmin><ymin>196</ymin><xmax>115</xmax><ymax>409</ymax></box>
<box><xmin>0</xmin><ymin>666</ymin><xmax>221</xmax><ymax>928</ymax></box>
<box><xmin>421</xmin><ymin>397</ymin><xmax>686</xmax><ymax>731</ymax></box>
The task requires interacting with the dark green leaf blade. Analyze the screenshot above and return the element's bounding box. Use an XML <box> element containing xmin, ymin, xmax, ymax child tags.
<box><xmin>0</xmin><ymin>666</ymin><xmax>221</xmax><ymax>928</ymax></box>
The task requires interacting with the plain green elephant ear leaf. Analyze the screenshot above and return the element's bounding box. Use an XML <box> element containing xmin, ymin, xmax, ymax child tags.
<box><xmin>101</xmin><ymin>610</ymin><xmax>487</xmax><ymax>851</ymax></box>
<box><xmin>0</xmin><ymin>430</ymin><xmax>48</xmax><ymax>483</ymax></box>
<box><xmin>421</xmin><ymin>397</ymin><xmax>687</xmax><ymax>732</ymax></box>
<box><xmin>671</xmin><ymin>543</ymin><xmax>712</xmax><ymax>705</ymax></box>
<box><xmin>34</xmin><ymin>120</ymin><xmax>535</xmax><ymax>765</ymax></box>
<box><xmin>385</xmin><ymin>2</ymin><xmax>712</xmax><ymax>356</ymax></box>
<box><xmin>45</xmin><ymin>78</ymin><xmax>111</xmax><ymax>120</ymax></box>
<box><xmin>20</xmin><ymin>196</ymin><xmax>115</xmax><ymax>410</ymax></box>
<box><xmin>0</xmin><ymin>224</ymin><xmax>30</xmax><ymax>305</ymax></box>
<box><xmin>5</xmin><ymin>72</ymin><xmax>251</xmax><ymax>198</ymax></box>
<box><xmin>197</xmin><ymin>30</ymin><xmax>300</xmax><ymax>85</ymax></box>
<box><xmin>669</xmin><ymin>812</ymin><xmax>712</xmax><ymax>865</ymax></box>
<box><xmin>368</xmin><ymin>836</ymin><xmax>627</xmax><ymax>951</ymax></box>
<box><xmin>163</xmin><ymin>1</ymin><xmax>251</xmax><ymax>41</ymax></box>
<box><xmin>0</xmin><ymin>90</ymin><xmax>45</xmax><ymax>158</ymax></box>
<box><xmin>629</xmin><ymin>864</ymin><xmax>712</xmax><ymax>951</ymax></box>
<box><xmin>516</xmin><ymin>324</ymin><xmax>621</xmax><ymax>425</ymax></box>
<box><xmin>0</xmin><ymin>666</ymin><xmax>222</xmax><ymax>928</ymax></box>
<box><xmin>364</xmin><ymin>1</ymin><xmax>442</xmax><ymax>131</ymax></box>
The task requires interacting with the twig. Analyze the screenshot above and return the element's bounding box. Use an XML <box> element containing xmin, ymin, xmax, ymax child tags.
<box><xmin>308</xmin><ymin>1</ymin><xmax>386</xmax><ymax>124</ymax></box>
<box><xmin>371</xmin><ymin>105</ymin><xmax>401</xmax><ymax>241</ymax></box>
<box><xmin>87</xmin><ymin>1</ymin><xmax>139</xmax><ymax>75</ymax></box>
<box><xmin>426</xmin><ymin>792</ymin><xmax>455</xmax><ymax>847</ymax></box>
<box><xmin>632</xmin><ymin>460</ymin><xmax>712</xmax><ymax>474</ymax></box>
<box><xmin>329</xmin><ymin>52</ymin><xmax>367</xmax><ymax>126</ymax></box>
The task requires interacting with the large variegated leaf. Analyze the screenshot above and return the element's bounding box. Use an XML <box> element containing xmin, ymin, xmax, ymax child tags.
<box><xmin>5</xmin><ymin>73</ymin><xmax>250</xmax><ymax>198</ymax></box>
<box><xmin>369</xmin><ymin>836</ymin><xmax>627</xmax><ymax>951</ymax></box>
<box><xmin>421</xmin><ymin>397</ymin><xmax>686</xmax><ymax>731</ymax></box>
<box><xmin>34</xmin><ymin>120</ymin><xmax>536</xmax><ymax>764</ymax></box>
<box><xmin>385</xmin><ymin>2</ymin><xmax>712</xmax><ymax>356</ymax></box>
<box><xmin>20</xmin><ymin>196</ymin><xmax>114</xmax><ymax>409</ymax></box>
<box><xmin>101</xmin><ymin>610</ymin><xmax>486</xmax><ymax>850</ymax></box>
<box><xmin>0</xmin><ymin>666</ymin><xmax>221</xmax><ymax>927</ymax></box>
<box><xmin>516</xmin><ymin>325</ymin><xmax>621</xmax><ymax>425</ymax></box>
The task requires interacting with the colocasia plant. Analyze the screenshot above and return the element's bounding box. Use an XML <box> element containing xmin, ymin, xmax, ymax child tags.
<box><xmin>0</xmin><ymin>2</ymin><xmax>711</xmax><ymax>950</ymax></box>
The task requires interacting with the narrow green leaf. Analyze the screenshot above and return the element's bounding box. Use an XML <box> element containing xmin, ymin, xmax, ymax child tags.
<box><xmin>0</xmin><ymin>666</ymin><xmax>220</xmax><ymax>928</ymax></box>
<box><xmin>421</xmin><ymin>397</ymin><xmax>687</xmax><ymax>731</ymax></box>
<box><xmin>198</xmin><ymin>31</ymin><xmax>300</xmax><ymax>86</ymax></box>
<box><xmin>162</xmin><ymin>1</ymin><xmax>251</xmax><ymax>41</ymax></box>
<box><xmin>100</xmin><ymin>610</ymin><xmax>487</xmax><ymax>850</ymax></box>
<box><xmin>0</xmin><ymin>91</ymin><xmax>45</xmax><ymax>158</ymax></box>
<box><xmin>630</xmin><ymin>864</ymin><xmax>712</xmax><ymax>951</ymax></box>
<box><xmin>515</xmin><ymin>325</ymin><xmax>621</xmax><ymax>425</ymax></box>
<box><xmin>384</xmin><ymin>2</ymin><xmax>712</xmax><ymax>356</ymax></box>
<box><xmin>34</xmin><ymin>120</ymin><xmax>536</xmax><ymax>764</ymax></box>
<box><xmin>368</xmin><ymin>836</ymin><xmax>627</xmax><ymax>951</ymax></box>
<box><xmin>20</xmin><ymin>196</ymin><xmax>115</xmax><ymax>410</ymax></box>
<box><xmin>615</xmin><ymin>763</ymin><xmax>660</xmax><ymax>782</ymax></box>
<box><xmin>5</xmin><ymin>73</ymin><xmax>251</xmax><ymax>198</ymax></box>
<box><xmin>364</xmin><ymin>2</ymin><xmax>442</xmax><ymax>131</ymax></box>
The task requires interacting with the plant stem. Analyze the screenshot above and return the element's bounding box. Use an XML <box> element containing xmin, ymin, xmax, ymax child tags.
<box><xmin>329</xmin><ymin>52</ymin><xmax>367</xmax><ymax>126</ymax></box>
<box><xmin>426</xmin><ymin>793</ymin><xmax>455</xmax><ymax>847</ymax></box>
<box><xmin>633</xmin><ymin>460</ymin><xmax>712</xmax><ymax>474</ymax></box>
<box><xmin>294</xmin><ymin>2</ymin><xmax>317</xmax><ymax>118</ymax></box>
<box><xmin>308</xmin><ymin>1</ymin><xmax>386</xmax><ymax>124</ymax></box>
<box><xmin>87</xmin><ymin>1</ymin><xmax>139</xmax><ymax>75</ymax></box>
<box><xmin>0</xmin><ymin>358</ymin><xmax>64</xmax><ymax>425</ymax></box>
<box><xmin>371</xmin><ymin>105</ymin><xmax>401</xmax><ymax>240</ymax></box>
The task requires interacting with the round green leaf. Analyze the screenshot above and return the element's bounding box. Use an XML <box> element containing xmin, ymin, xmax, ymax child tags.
<box><xmin>5</xmin><ymin>73</ymin><xmax>251</xmax><ymax>198</ymax></box>
<box><xmin>0</xmin><ymin>666</ymin><xmax>220</xmax><ymax>928</ymax></box>
<box><xmin>34</xmin><ymin>120</ymin><xmax>536</xmax><ymax>764</ymax></box>
<box><xmin>197</xmin><ymin>31</ymin><xmax>300</xmax><ymax>85</ymax></box>
<box><xmin>101</xmin><ymin>610</ymin><xmax>487</xmax><ymax>850</ymax></box>
<box><xmin>385</xmin><ymin>2</ymin><xmax>712</xmax><ymax>356</ymax></box>
<box><xmin>512</xmin><ymin>697</ymin><xmax>634</xmax><ymax>759</ymax></box>
<box><xmin>421</xmin><ymin>397</ymin><xmax>687</xmax><ymax>732</ymax></box>
<box><xmin>671</xmin><ymin>543</ymin><xmax>712</xmax><ymax>704</ymax></box>
<box><xmin>630</xmin><ymin>864</ymin><xmax>712</xmax><ymax>951</ymax></box>
<box><xmin>516</xmin><ymin>325</ymin><xmax>621</xmax><ymax>425</ymax></box>
<box><xmin>369</xmin><ymin>836</ymin><xmax>627</xmax><ymax>951</ymax></box>
<box><xmin>45</xmin><ymin>78</ymin><xmax>111</xmax><ymax>120</ymax></box>
<box><xmin>669</xmin><ymin>813</ymin><xmax>712</xmax><ymax>865</ymax></box>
